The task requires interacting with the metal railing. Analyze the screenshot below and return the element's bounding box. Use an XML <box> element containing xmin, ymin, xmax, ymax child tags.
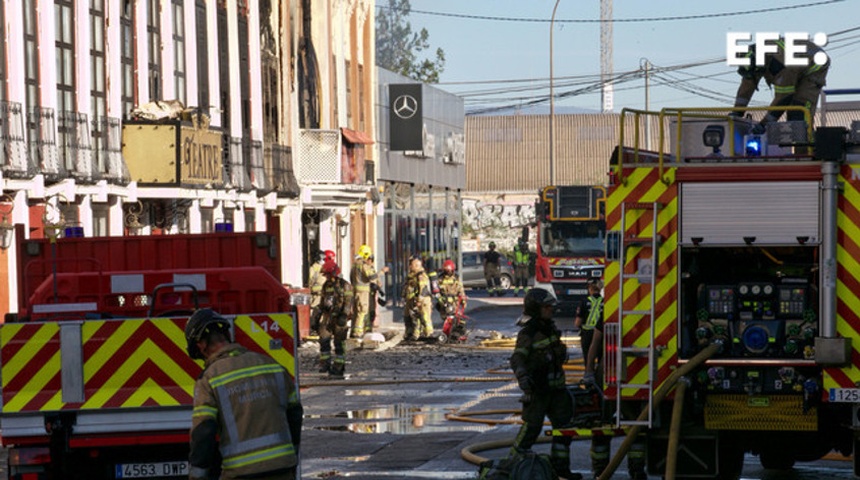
<box><xmin>614</xmin><ymin>106</ymin><xmax>813</xmax><ymax>185</ymax></box>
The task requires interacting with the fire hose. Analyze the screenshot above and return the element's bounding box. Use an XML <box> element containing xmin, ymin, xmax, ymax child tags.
<box><xmin>596</xmin><ymin>343</ymin><xmax>720</xmax><ymax>480</ymax></box>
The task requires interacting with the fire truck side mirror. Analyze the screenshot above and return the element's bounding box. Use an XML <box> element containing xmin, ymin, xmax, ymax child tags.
<box><xmin>606</xmin><ymin>231</ymin><xmax>621</xmax><ymax>262</ymax></box>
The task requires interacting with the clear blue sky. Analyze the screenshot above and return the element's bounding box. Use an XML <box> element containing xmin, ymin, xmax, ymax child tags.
<box><xmin>397</xmin><ymin>0</ymin><xmax>860</xmax><ymax>114</ymax></box>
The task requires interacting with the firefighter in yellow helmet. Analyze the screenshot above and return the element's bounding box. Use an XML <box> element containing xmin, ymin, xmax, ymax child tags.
<box><xmin>186</xmin><ymin>309</ymin><xmax>303</xmax><ymax>480</ymax></box>
<box><xmin>350</xmin><ymin>244</ymin><xmax>388</xmax><ymax>339</ymax></box>
<box><xmin>402</xmin><ymin>256</ymin><xmax>434</xmax><ymax>342</ymax></box>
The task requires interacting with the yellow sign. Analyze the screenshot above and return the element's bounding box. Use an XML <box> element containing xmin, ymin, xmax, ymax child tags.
<box><xmin>122</xmin><ymin>122</ymin><xmax>223</xmax><ymax>187</ymax></box>
<box><xmin>179</xmin><ymin>126</ymin><xmax>222</xmax><ymax>186</ymax></box>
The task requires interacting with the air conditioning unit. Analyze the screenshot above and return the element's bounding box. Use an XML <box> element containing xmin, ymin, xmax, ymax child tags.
<box><xmin>442</xmin><ymin>132</ymin><xmax>465</xmax><ymax>164</ymax></box>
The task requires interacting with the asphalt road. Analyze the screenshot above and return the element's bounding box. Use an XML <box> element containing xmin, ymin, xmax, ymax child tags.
<box><xmin>297</xmin><ymin>289</ymin><xmax>858</xmax><ymax>480</ymax></box>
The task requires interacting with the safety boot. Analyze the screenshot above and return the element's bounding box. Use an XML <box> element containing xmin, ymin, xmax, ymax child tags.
<box><xmin>328</xmin><ymin>362</ymin><xmax>345</xmax><ymax>378</ymax></box>
<box><xmin>318</xmin><ymin>359</ymin><xmax>331</xmax><ymax>373</ymax></box>
<box><xmin>551</xmin><ymin>460</ymin><xmax>582</xmax><ymax>480</ymax></box>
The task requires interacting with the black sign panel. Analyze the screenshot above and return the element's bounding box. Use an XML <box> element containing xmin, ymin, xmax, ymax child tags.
<box><xmin>389</xmin><ymin>84</ymin><xmax>423</xmax><ymax>151</ymax></box>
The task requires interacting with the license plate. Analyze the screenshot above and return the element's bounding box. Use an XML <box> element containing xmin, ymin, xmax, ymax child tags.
<box><xmin>116</xmin><ymin>461</ymin><xmax>188</xmax><ymax>478</ymax></box>
<box><xmin>567</xmin><ymin>289</ymin><xmax>587</xmax><ymax>296</ymax></box>
<box><xmin>829</xmin><ymin>388</ymin><xmax>860</xmax><ymax>402</ymax></box>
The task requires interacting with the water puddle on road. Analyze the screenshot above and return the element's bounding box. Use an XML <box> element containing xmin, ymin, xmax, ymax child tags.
<box><xmin>308</xmin><ymin>404</ymin><xmax>495</xmax><ymax>435</ymax></box>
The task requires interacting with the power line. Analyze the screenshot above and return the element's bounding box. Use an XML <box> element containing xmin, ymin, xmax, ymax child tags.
<box><xmin>380</xmin><ymin>0</ymin><xmax>844</xmax><ymax>24</ymax></box>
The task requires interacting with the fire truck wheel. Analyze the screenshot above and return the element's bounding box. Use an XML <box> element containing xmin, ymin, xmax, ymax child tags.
<box><xmin>759</xmin><ymin>450</ymin><xmax>795</xmax><ymax>470</ymax></box>
<box><xmin>716</xmin><ymin>441</ymin><xmax>744</xmax><ymax>480</ymax></box>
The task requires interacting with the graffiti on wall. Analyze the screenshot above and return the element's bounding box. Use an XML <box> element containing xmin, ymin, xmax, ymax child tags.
<box><xmin>463</xmin><ymin>199</ymin><xmax>535</xmax><ymax>229</ymax></box>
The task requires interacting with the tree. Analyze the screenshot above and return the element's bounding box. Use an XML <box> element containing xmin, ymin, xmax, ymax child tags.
<box><xmin>376</xmin><ymin>0</ymin><xmax>446</xmax><ymax>83</ymax></box>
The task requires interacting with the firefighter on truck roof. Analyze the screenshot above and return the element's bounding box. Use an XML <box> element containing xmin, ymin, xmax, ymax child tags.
<box><xmin>732</xmin><ymin>37</ymin><xmax>829</xmax><ymax>133</ymax></box>
<box><xmin>186</xmin><ymin>308</ymin><xmax>303</xmax><ymax>480</ymax></box>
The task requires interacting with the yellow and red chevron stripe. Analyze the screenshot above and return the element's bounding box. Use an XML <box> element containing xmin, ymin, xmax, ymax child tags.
<box><xmin>1</xmin><ymin>313</ymin><xmax>296</xmax><ymax>413</ymax></box>
<box><xmin>824</xmin><ymin>165</ymin><xmax>860</xmax><ymax>392</ymax></box>
<box><xmin>605</xmin><ymin>167</ymin><xmax>679</xmax><ymax>400</ymax></box>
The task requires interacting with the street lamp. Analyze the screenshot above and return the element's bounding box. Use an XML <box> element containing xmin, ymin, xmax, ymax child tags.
<box><xmin>549</xmin><ymin>0</ymin><xmax>562</xmax><ymax>186</ymax></box>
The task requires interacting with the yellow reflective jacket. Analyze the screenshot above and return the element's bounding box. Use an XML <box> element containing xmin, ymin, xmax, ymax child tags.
<box><xmin>190</xmin><ymin>344</ymin><xmax>302</xmax><ymax>480</ymax></box>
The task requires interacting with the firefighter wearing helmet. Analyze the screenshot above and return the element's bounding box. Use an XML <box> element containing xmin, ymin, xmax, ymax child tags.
<box><xmin>483</xmin><ymin>241</ymin><xmax>504</xmax><ymax>296</ymax></box>
<box><xmin>308</xmin><ymin>250</ymin><xmax>336</xmax><ymax>336</ymax></box>
<box><xmin>349</xmin><ymin>244</ymin><xmax>389</xmax><ymax>339</ymax></box>
<box><xmin>185</xmin><ymin>309</ymin><xmax>303</xmax><ymax>479</ymax></box>
<box><xmin>437</xmin><ymin>259</ymin><xmax>466</xmax><ymax>315</ymax></box>
<box><xmin>318</xmin><ymin>258</ymin><xmax>353</xmax><ymax>377</ymax></box>
<box><xmin>732</xmin><ymin>38</ymin><xmax>829</xmax><ymax>133</ymax></box>
<box><xmin>402</xmin><ymin>256</ymin><xmax>434</xmax><ymax>341</ymax></box>
<box><xmin>502</xmin><ymin>288</ymin><xmax>581</xmax><ymax>479</ymax></box>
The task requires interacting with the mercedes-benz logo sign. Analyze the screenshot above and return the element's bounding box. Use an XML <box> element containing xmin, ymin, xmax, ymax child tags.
<box><xmin>393</xmin><ymin>94</ymin><xmax>418</xmax><ymax>120</ymax></box>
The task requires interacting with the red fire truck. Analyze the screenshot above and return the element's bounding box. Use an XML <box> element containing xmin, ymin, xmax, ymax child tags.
<box><xmin>533</xmin><ymin>185</ymin><xmax>606</xmax><ymax>314</ymax></box>
<box><xmin>576</xmin><ymin>96</ymin><xmax>860</xmax><ymax>479</ymax></box>
<box><xmin>0</xmin><ymin>230</ymin><xmax>308</xmax><ymax>479</ymax></box>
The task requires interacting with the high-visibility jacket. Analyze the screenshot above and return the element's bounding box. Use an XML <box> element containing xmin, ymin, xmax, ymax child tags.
<box><xmin>511</xmin><ymin>317</ymin><xmax>568</xmax><ymax>391</ymax></box>
<box><xmin>514</xmin><ymin>247</ymin><xmax>530</xmax><ymax>267</ymax></box>
<box><xmin>582</xmin><ymin>295</ymin><xmax>603</xmax><ymax>331</ymax></box>
<box><xmin>190</xmin><ymin>344</ymin><xmax>303</xmax><ymax>480</ymax></box>
<box><xmin>735</xmin><ymin>38</ymin><xmax>829</xmax><ymax>121</ymax></box>
<box><xmin>350</xmin><ymin>260</ymin><xmax>379</xmax><ymax>293</ymax></box>
<box><xmin>309</xmin><ymin>261</ymin><xmax>326</xmax><ymax>295</ymax></box>
<box><xmin>438</xmin><ymin>272</ymin><xmax>465</xmax><ymax>306</ymax></box>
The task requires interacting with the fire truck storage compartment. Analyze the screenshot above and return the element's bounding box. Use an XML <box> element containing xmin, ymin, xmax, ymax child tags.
<box><xmin>677</xmin><ymin>180</ymin><xmax>821</xmax><ymax>362</ymax></box>
<box><xmin>679</xmin><ymin>181</ymin><xmax>820</xmax><ymax>245</ymax></box>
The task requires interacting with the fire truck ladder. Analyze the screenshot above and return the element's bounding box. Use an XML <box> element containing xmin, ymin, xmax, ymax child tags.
<box><xmin>615</xmin><ymin>201</ymin><xmax>662</xmax><ymax>428</ymax></box>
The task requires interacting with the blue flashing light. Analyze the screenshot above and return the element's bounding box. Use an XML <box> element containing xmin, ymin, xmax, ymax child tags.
<box><xmin>745</xmin><ymin>135</ymin><xmax>763</xmax><ymax>156</ymax></box>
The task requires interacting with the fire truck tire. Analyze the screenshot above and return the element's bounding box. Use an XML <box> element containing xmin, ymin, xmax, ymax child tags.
<box><xmin>759</xmin><ymin>450</ymin><xmax>795</xmax><ymax>470</ymax></box>
<box><xmin>716</xmin><ymin>442</ymin><xmax>744</xmax><ymax>480</ymax></box>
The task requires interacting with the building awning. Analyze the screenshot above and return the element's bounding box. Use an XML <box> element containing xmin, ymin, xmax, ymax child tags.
<box><xmin>341</xmin><ymin>127</ymin><xmax>374</xmax><ymax>145</ymax></box>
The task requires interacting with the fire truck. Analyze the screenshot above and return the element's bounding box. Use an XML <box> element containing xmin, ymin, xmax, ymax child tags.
<box><xmin>578</xmin><ymin>94</ymin><xmax>860</xmax><ymax>479</ymax></box>
<box><xmin>533</xmin><ymin>185</ymin><xmax>606</xmax><ymax>314</ymax></box>
<box><xmin>0</xmin><ymin>230</ymin><xmax>308</xmax><ymax>479</ymax></box>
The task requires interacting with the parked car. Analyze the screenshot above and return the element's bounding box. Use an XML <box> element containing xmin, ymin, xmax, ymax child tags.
<box><xmin>460</xmin><ymin>251</ymin><xmax>514</xmax><ymax>290</ymax></box>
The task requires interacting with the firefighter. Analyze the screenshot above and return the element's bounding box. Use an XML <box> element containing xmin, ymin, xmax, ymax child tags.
<box><xmin>582</xmin><ymin>296</ymin><xmax>647</xmax><ymax>480</ymax></box>
<box><xmin>503</xmin><ymin>288</ymin><xmax>581</xmax><ymax>480</ymax></box>
<box><xmin>437</xmin><ymin>259</ymin><xmax>467</xmax><ymax>339</ymax></box>
<box><xmin>350</xmin><ymin>244</ymin><xmax>389</xmax><ymax>339</ymax></box>
<box><xmin>308</xmin><ymin>250</ymin><xmax>335</xmax><ymax>336</ymax></box>
<box><xmin>512</xmin><ymin>240</ymin><xmax>531</xmax><ymax>297</ymax></box>
<box><xmin>402</xmin><ymin>256</ymin><xmax>434</xmax><ymax>342</ymax></box>
<box><xmin>483</xmin><ymin>241</ymin><xmax>504</xmax><ymax>296</ymax></box>
<box><xmin>573</xmin><ymin>279</ymin><xmax>612</xmax><ymax>477</ymax></box>
<box><xmin>732</xmin><ymin>38</ymin><xmax>829</xmax><ymax>133</ymax></box>
<box><xmin>318</xmin><ymin>258</ymin><xmax>353</xmax><ymax>377</ymax></box>
<box><xmin>185</xmin><ymin>308</ymin><xmax>303</xmax><ymax>480</ymax></box>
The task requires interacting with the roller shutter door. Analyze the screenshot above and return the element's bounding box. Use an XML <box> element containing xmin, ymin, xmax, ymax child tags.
<box><xmin>680</xmin><ymin>181</ymin><xmax>819</xmax><ymax>245</ymax></box>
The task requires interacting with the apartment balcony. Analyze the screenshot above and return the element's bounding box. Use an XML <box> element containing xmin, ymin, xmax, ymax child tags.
<box><xmin>297</xmin><ymin>128</ymin><xmax>375</xmax><ymax>207</ymax></box>
<box><xmin>1</xmin><ymin>101</ymin><xmax>129</xmax><ymax>185</ymax></box>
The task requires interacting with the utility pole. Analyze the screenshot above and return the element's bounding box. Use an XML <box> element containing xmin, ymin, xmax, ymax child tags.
<box><xmin>549</xmin><ymin>0</ymin><xmax>561</xmax><ymax>186</ymax></box>
<box><xmin>642</xmin><ymin>58</ymin><xmax>652</xmax><ymax>149</ymax></box>
<box><xmin>600</xmin><ymin>0</ymin><xmax>613</xmax><ymax>113</ymax></box>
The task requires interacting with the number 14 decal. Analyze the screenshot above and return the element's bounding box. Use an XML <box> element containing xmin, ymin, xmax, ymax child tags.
<box><xmin>250</xmin><ymin>319</ymin><xmax>282</xmax><ymax>334</ymax></box>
